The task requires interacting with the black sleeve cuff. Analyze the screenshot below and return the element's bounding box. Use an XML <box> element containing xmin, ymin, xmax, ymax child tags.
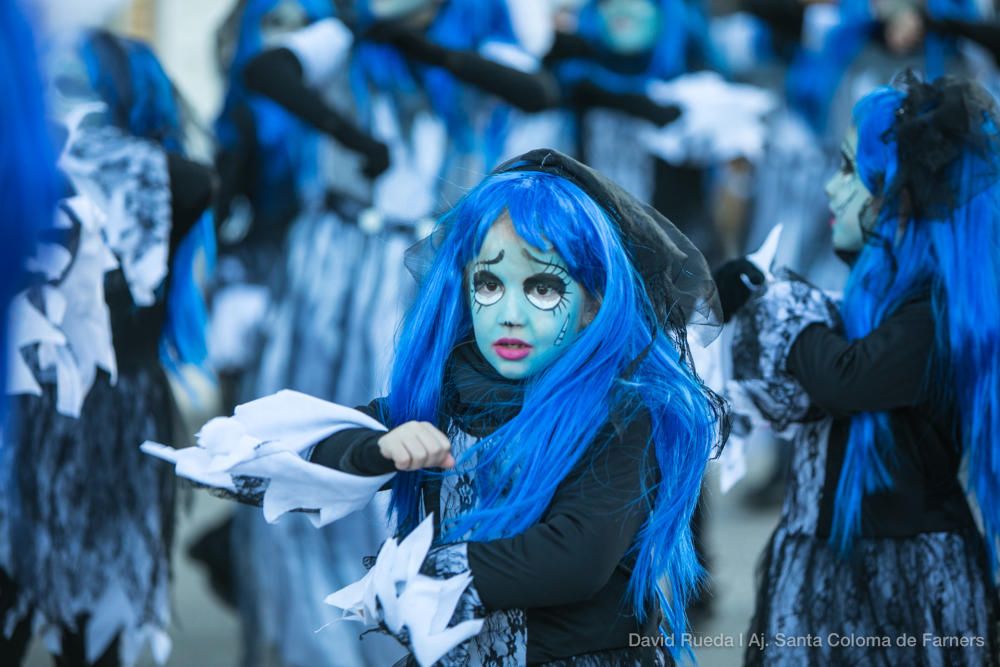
<box><xmin>309</xmin><ymin>428</ymin><xmax>397</xmax><ymax>476</ymax></box>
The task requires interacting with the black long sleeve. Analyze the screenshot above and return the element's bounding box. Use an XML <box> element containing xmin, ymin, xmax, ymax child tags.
<box><xmin>308</xmin><ymin>398</ymin><xmax>396</xmax><ymax>476</ymax></box>
<box><xmin>167</xmin><ymin>154</ymin><xmax>214</xmax><ymax>256</ymax></box>
<box><xmin>243</xmin><ymin>48</ymin><xmax>389</xmax><ymax>177</ymax></box>
<box><xmin>309</xmin><ymin>427</ymin><xmax>396</xmax><ymax>476</ymax></box>
<box><xmin>384</xmin><ymin>32</ymin><xmax>560</xmax><ymax>112</ymax></box>
<box><xmin>543</xmin><ymin>31</ymin><xmax>598</xmax><ymax>66</ymax></box>
<box><xmin>214</xmin><ymin>103</ymin><xmax>256</xmax><ymax>225</ymax></box>
<box><xmin>466</xmin><ymin>411</ymin><xmax>654</xmax><ymax>610</ymax></box>
<box><xmin>569</xmin><ymin>79</ymin><xmax>682</xmax><ymax>126</ymax></box>
<box><xmin>925</xmin><ymin>15</ymin><xmax>1000</xmax><ymax>64</ymax></box>
<box><xmin>744</xmin><ymin>0</ymin><xmax>805</xmax><ymax>45</ymax></box>
<box><xmin>786</xmin><ymin>297</ymin><xmax>936</xmax><ymax>419</ymax></box>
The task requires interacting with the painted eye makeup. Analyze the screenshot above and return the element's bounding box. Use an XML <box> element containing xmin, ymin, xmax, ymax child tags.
<box><xmin>840</xmin><ymin>149</ymin><xmax>855</xmax><ymax>176</ymax></box>
<box><xmin>524</xmin><ymin>274</ymin><xmax>569</xmax><ymax>311</ymax></box>
<box><xmin>472</xmin><ymin>270</ymin><xmax>504</xmax><ymax>307</ymax></box>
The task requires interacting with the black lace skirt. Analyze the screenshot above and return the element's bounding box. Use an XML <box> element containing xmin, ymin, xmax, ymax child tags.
<box><xmin>745</xmin><ymin>523</ymin><xmax>1000</xmax><ymax>666</ymax></box>
<box><xmin>0</xmin><ymin>365</ymin><xmax>175</xmax><ymax>655</ymax></box>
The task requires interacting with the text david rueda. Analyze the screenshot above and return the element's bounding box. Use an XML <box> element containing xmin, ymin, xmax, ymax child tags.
<box><xmin>629</xmin><ymin>632</ymin><xmax>988</xmax><ymax>650</ymax></box>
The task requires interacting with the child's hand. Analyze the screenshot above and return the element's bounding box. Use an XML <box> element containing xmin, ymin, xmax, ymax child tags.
<box><xmin>377</xmin><ymin>422</ymin><xmax>455</xmax><ymax>471</ymax></box>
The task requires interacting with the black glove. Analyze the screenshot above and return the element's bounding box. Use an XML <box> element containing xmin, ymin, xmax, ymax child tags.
<box><xmin>362</xmin><ymin>140</ymin><xmax>391</xmax><ymax>180</ymax></box>
<box><xmin>713</xmin><ymin>258</ymin><xmax>766</xmax><ymax>322</ymax></box>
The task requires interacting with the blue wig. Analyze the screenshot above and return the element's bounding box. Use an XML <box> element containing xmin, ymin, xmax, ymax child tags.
<box><xmin>834</xmin><ymin>80</ymin><xmax>1000</xmax><ymax>572</ymax></box>
<box><xmin>788</xmin><ymin>0</ymin><xmax>978</xmax><ymax>133</ymax></box>
<box><xmin>0</xmin><ymin>1</ymin><xmax>59</xmax><ymax>418</ymax></box>
<box><xmin>80</xmin><ymin>31</ymin><xmax>217</xmax><ymax>388</ymax></box>
<box><xmin>556</xmin><ymin>0</ymin><xmax>722</xmax><ymax>94</ymax></box>
<box><xmin>348</xmin><ymin>0</ymin><xmax>519</xmax><ymax>156</ymax></box>
<box><xmin>383</xmin><ymin>171</ymin><xmax>721</xmax><ymax>655</ymax></box>
<box><xmin>80</xmin><ymin>32</ymin><xmax>185</xmax><ymax>153</ymax></box>
<box><xmin>215</xmin><ymin>0</ymin><xmax>331</xmax><ymax>217</ymax></box>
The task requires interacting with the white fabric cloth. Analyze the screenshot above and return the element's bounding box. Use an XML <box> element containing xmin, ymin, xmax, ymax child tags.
<box><xmin>325</xmin><ymin>515</ymin><xmax>484</xmax><ymax>667</ymax></box>
<box><xmin>643</xmin><ymin>71</ymin><xmax>778</xmax><ymax>165</ymax></box>
<box><xmin>278</xmin><ymin>18</ymin><xmax>354</xmax><ymax>87</ymax></box>
<box><xmin>6</xmin><ymin>194</ymin><xmax>119</xmax><ymax>417</ymax></box>
<box><xmin>141</xmin><ymin>390</ymin><xmax>395</xmax><ymax>526</ymax></box>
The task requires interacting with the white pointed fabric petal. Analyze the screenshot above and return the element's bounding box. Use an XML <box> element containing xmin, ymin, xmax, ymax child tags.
<box><xmin>746</xmin><ymin>223</ymin><xmax>784</xmax><ymax>280</ymax></box>
<box><xmin>323</xmin><ymin>515</ymin><xmax>484</xmax><ymax>667</ymax></box>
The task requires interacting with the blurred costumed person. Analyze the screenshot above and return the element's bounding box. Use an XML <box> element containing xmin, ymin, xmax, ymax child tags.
<box><xmin>544</xmin><ymin>0</ymin><xmax>729</xmax><ymax>263</ymax></box>
<box><xmin>746</xmin><ymin>0</ymin><xmax>982</xmax><ymax>289</ymax></box>
<box><xmin>0</xmin><ymin>22</ymin><xmax>214</xmax><ymax>667</ymax></box>
<box><xmin>208</xmin><ymin>0</ymin><xmax>333</xmax><ymax>394</ymax></box>
<box><xmin>187</xmin><ymin>0</ymin><xmax>334</xmax><ymax>612</ymax></box>
<box><xmin>145</xmin><ymin>148</ymin><xmax>728</xmax><ymax>666</ymax></box>
<box><xmin>224</xmin><ymin>1</ymin><xmax>558</xmax><ymax>666</ymax></box>
<box><xmin>721</xmin><ymin>74</ymin><xmax>1000</xmax><ymax>666</ymax></box>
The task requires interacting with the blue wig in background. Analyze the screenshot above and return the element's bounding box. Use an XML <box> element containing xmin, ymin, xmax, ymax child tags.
<box><xmin>787</xmin><ymin>0</ymin><xmax>978</xmax><ymax>134</ymax></box>
<box><xmin>0</xmin><ymin>1</ymin><xmax>59</xmax><ymax>421</ymax></box>
<box><xmin>215</xmin><ymin>0</ymin><xmax>331</xmax><ymax>220</ymax></box>
<box><xmin>348</xmin><ymin>0</ymin><xmax>519</xmax><ymax>157</ymax></box>
<box><xmin>557</xmin><ymin>0</ymin><xmax>722</xmax><ymax>94</ymax></box>
<box><xmin>80</xmin><ymin>31</ymin><xmax>217</xmax><ymax>396</ymax></box>
<box><xmin>382</xmin><ymin>171</ymin><xmax>722</xmax><ymax>658</ymax></box>
<box><xmin>833</xmin><ymin>81</ymin><xmax>1000</xmax><ymax>573</ymax></box>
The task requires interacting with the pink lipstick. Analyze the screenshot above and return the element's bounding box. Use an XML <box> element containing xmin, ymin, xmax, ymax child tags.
<box><xmin>493</xmin><ymin>338</ymin><xmax>533</xmax><ymax>361</ymax></box>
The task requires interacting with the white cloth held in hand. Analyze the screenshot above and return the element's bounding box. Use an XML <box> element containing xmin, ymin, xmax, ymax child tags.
<box><xmin>324</xmin><ymin>515</ymin><xmax>484</xmax><ymax>667</ymax></box>
<box><xmin>642</xmin><ymin>71</ymin><xmax>778</xmax><ymax>165</ymax></box>
<box><xmin>141</xmin><ymin>390</ymin><xmax>396</xmax><ymax>526</ymax></box>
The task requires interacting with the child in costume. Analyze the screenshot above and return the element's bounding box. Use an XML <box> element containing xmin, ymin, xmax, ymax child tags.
<box><xmin>145</xmin><ymin>148</ymin><xmax>728</xmax><ymax>666</ymax></box>
<box><xmin>722</xmin><ymin>74</ymin><xmax>1000</xmax><ymax>666</ymax></box>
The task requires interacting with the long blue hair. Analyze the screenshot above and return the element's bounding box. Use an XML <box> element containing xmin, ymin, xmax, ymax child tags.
<box><xmin>215</xmin><ymin>0</ymin><xmax>331</xmax><ymax>217</ymax></box>
<box><xmin>788</xmin><ymin>0</ymin><xmax>978</xmax><ymax>133</ymax></box>
<box><xmin>0</xmin><ymin>1</ymin><xmax>59</xmax><ymax>418</ymax></box>
<box><xmin>556</xmin><ymin>0</ymin><xmax>722</xmax><ymax>94</ymax></box>
<box><xmin>834</xmin><ymin>82</ymin><xmax>1000</xmax><ymax>572</ymax></box>
<box><xmin>348</xmin><ymin>0</ymin><xmax>519</xmax><ymax>157</ymax></box>
<box><xmin>383</xmin><ymin>171</ymin><xmax>722</xmax><ymax>654</ymax></box>
<box><xmin>80</xmin><ymin>31</ymin><xmax>216</xmax><ymax>387</ymax></box>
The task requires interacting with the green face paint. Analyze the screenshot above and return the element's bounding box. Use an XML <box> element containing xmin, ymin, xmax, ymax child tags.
<box><xmin>469</xmin><ymin>216</ymin><xmax>590</xmax><ymax>380</ymax></box>
<box><xmin>598</xmin><ymin>0</ymin><xmax>661</xmax><ymax>55</ymax></box>
<box><xmin>825</xmin><ymin>127</ymin><xmax>876</xmax><ymax>252</ymax></box>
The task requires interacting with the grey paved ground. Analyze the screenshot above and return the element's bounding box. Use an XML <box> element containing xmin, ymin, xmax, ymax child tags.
<box><xmin>25</xmin><ymin>472</ymin><xmax>780</xmax><ymax>667</ymax></box>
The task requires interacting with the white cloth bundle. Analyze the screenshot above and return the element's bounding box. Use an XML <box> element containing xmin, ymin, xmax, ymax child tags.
<box><xmin>324</xmin><ymin>515</ymin><xmax>484</xmax><ymax>667</ymax></box>
<box><xmin>642</xmin><ymin>71</ymin><xmax>778</xmax><ymax>165</ymax></box>
<box><xmin>141</xmin><ymin>390</ymin><xmax>395</xmax><ymax>526</ymax></box>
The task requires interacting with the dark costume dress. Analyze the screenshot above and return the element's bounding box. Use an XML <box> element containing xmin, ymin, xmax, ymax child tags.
<box><xmin>309</xmin><ymin>342</ymin><xmax>672</xmax><ymax>666</ymax></box>
<box><xmin>730</xmin><ymin>272</ymin><xmax>1000</xmax><ymax>666</ymax></box>
<box><xmin>0</xmin><ymin>115</ymin><xmax>211</xmax><ymax>666</ymax></box>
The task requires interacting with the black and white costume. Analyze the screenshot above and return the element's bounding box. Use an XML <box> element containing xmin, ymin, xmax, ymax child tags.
<box><xmin>730</xmin><ymin>270</ymin><xmax>1000</xmax><ymax>666</ymax></box>
<box><xmin>0</xmin><ymin>68</ymin><xmax>211</xmax><ymax>665</ymax></box>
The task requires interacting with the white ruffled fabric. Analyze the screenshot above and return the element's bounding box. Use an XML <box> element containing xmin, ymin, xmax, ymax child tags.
<box><xmin>324</xmin><ymin>515</ymin><xmax>484</xmax><ymax>667</ymax></box>
<box><xmin>141</xmin><ymin>390</ymin><xmax>395</xmax><ymax>526</ymax></box>
<box><xmin>642</xmin><ymin>71</ymin><xmax>778</xmax><ymax>165</ymax></box>
<box><xmin>5</xmin><ymin>101</ymin><xmax>171</xmax><ymax>418</ymax></box>
<box><xmin>6</xmin><ymin>196</ymin><xmax>120</xmax><ymax>419</ymax></box>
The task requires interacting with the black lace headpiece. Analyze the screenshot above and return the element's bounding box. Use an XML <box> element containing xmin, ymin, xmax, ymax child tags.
<box><xmin>877</xmin><ymin>72</ymin><xmax>1000</xmax><ymax>222</ymax></box>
